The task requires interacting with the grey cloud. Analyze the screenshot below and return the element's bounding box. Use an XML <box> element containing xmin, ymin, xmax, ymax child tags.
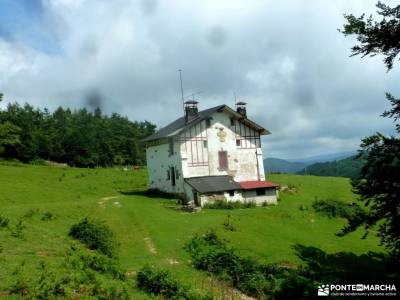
<box><xmin>0</xmin><ymin>0</ymin><xmax>398</xmax><ymax>158</ymax></box>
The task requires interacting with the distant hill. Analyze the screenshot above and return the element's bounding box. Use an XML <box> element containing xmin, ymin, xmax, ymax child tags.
<box><xmin>286</xmin><ymin>151</ymin><xmax>357</xmax><ymax>165</ymax></box>
<box><xmin>264</xmin><ymin>158</ymin><xmax>308</xmax><ymax>174</ymax></box>
<box><xmin>297</xmin><ymin>155</ymin><xmax>364</xmax><ymax>178</ymax></box>
<box><xmin>264</xmin><ymin>151</ymin><xmax>358</xmax><ymax>175</ymax></box>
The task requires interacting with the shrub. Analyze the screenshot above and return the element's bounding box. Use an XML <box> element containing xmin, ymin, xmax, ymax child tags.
<box><xmin>312</xmin><ymin>199</ymin><xmax>366</xmax><ymax>219</ymax></box>
<box><xmin>203</xmin><ymin>200</ymin><xmax>256</xmax><ymax>210</ymax></box>
<box><xmin>0</xmin><ymin>214</ymin><xmax>10</xmax><ymax>228</ymax></box>
<box><xmin>11</xmin><ymin>220</ymin><xmax>26</xmax><ymax>238</ymax></box>
<box><xmin>69</xmin><ymin>218</ymin><xmax>116</xmax><ymax>257</ymax></box>
<box><xmin>222</xmin><ymin>213</ymin><xmax>237</xmax><ymax>231</ymax></box>
<box><xmin>24</xmin><ymin>209</ymin><xmax>38</xmax><ymax>218</ymax></box>
<box><xmin>9</xmin><ymin>246</ymin><xmax>131</xmax><ymax>299</ymax></box>
<box><xmin>29</xmin><ymin>158</ymin><xmax>48</xmax><ymax>166</ymax></box>
<box><xmin>185</xmin><ymin>230</ymin><xmax>316</xmax><ymax>299</ymax></box>
<box><xmin>136</xmin><ymin>266</ymin><xmax>180</xmax><ymax>298</ymax></box>
<box><xmin>136</xmin><ymin>266</ymin><xmax>212</xmax><ymax>300</ymax></box>
<box><xmin>185</xmin><ymin>229</ymin><xmax>270</xmax><ymax>298</ymax></box>
<box><xmin>41</xmin><ymin>212</ymin><xmax>56</xmax><ymax>221</ymax></box>
<box><xmin>66</xmin><ymin>244</ymin><xmax>125</xmax><ymax>280</ymax></box>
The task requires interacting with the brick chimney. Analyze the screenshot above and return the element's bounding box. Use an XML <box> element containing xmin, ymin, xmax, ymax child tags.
<box><xmin>235</xmin><ymin>101</ymin><xmax>247</xmax><ymax>118</ymax></box>
<box><xmin>184</xmin><ymin>100</ymin><xmax>199</xmax><ymax>122</ymax></box>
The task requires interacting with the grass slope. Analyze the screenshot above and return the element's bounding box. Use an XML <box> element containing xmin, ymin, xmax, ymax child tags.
<box><xmin>0</xmin><ymin>164</ymin><xmax>382</xmax><ymax>298</ymax></box>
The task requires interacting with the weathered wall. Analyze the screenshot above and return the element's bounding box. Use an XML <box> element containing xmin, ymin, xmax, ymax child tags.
<box><xmin>199</xmin><ymin>191</ymin><xmax>244</xmax><ymax>206</ymax></box>
<box><xmin>181</xmin><ymin>111</ymin><xmax>265</xmax><ymax>182</ymax></box>
<box><xmin>242</xmin><ymin>188</ymin><xmax>278</xmax><ymax>205</ymax></box>
<box><xmin>199</xmin><ymin>188</ymin><xmax>277</xmax><ymax>206</ymax></box>
<box><xmin>146</xmin><ymin>140</ymin><xmax>185</xmax><ymax>195</ymax></box>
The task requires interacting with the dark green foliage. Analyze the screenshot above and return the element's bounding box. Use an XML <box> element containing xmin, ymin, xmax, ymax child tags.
<box><xmin>0</xmin><ymin>103</ymin><xmax>156</xmax><ymax>167</ymax></box>
<box><xmin>222</xmin><ymin>213</ymin><xmax>237</xmax><ymax>231</ymax></box>
<box><xmin>342</xmin><ymin>3</ymin><xmax>400</xmax><ymax>260</ymax></box>
<box><xmin>11</xmin><ymin>220</ymin><xmax>26</xmax><ymax>239</ymax></box>
<box><xmin>312</xmin><ymin>199</ymin><xmax>367</xmax><ymax>220</ymax></box>
<box><xmin>41</xmin><ymin>211</ymin><xmax>56</xmax><ymax>221</ymax></box>
<box><xmin>298</xmin><ymin>156</ymin><xmax>364</xmax><ymax>178</ymax></box>
<box><xmin>66</xmin><ymin>244</ymin><xmax>126</xmax><ymax>280</ymax></box>
<box><xmin>23</xmin><ymin>209</ymin><xmax>38</xmax><ymax>219</ymax></box>
<box><xmin>293</xmin><ymin>244</ymin><xmax>398</xmax><ymax>283</ymax></box>
<box><xmin>136</xmin><ymin>266</ymin><xmax>180</xmax><ymax>299</ymax></box>
<box><xmin>341</xmin><ymin>2</ymin><xmax>400</xmax><ymax>70</ymax></box>
<box><xmin>9</xmin><ymin>245</ymin><xmax>131</xmax><ymax>299</ymax></box>
<box><xmin>185</xmin><ymin>230</ymin><xmax>314</xmax><ymax>299</ymax></box>
<box><xmin>203</xmin><ymin>200</ymin><xmax>256</xmax><ymax>209</ymax></box>
<box><xmin>69</xmin><ymin>218</ymin><xmax>116</xmax><ymax>257</ymax></box>
<box><xmin>136</xmin><ymin>266</ymin><xmax>212</xmax><ymax>300</ymax></box>
<box><xmin>0</xmin><ymin>214</ymin><xmax>9</xmax><ymax>228</ymax></box>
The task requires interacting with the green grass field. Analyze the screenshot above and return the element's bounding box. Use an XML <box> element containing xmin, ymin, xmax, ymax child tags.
<box><xmin>0</xmin><ymin>164</ymin><xmax>383</xmax><ymax>298</ymax></box>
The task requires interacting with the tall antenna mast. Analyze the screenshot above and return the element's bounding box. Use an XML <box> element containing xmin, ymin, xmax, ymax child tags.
<box><xmin>178</xmin><ymin>69</ymin><xmax>184</xmax><ymax>113</ymax></box>
<box><xmin>234</xmin><ymin>92</ymin><xmax>237</xmax><ymax>106</ymax></box>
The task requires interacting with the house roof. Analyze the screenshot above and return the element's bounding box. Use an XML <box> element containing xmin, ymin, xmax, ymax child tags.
<box><xmin>239</xmin><ymin>181</ymin><xmax>279</xmax><ymax>189</ymax></box>
<box><xmin>185</xmin><ymin>176</ymin><xmax>241</xmax><ymax>193</ymax></box>
<box><xmin>142</xmin><ymin>104</ymin><xmax>270</xmax><ymax>142</ymax></box>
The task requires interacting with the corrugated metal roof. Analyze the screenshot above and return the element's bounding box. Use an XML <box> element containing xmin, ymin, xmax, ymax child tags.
<box><xmin>239</xmin><ymin>181</ymin><xmax>279</xmax><ymax>189</ymax></box>
<box><xmin>185</xmin><ymin>176</ymin><xmax>241</xmax><ymax>193</ymax></box>
<box><xmin>142</xmin><ymin>104</ymin><xmax>270</xmax><ymax>142</ymax></box>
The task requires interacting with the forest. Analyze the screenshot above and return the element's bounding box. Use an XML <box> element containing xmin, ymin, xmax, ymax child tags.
<box><xmin>0</xmin><ymin>96</ymin><xmax>156</xmax><ymax>167</ymax></box>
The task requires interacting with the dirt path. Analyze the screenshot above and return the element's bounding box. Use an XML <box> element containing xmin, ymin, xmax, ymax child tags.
<box><xmin>98</xmin><ymin>196</ymin><xmax>121</xmax><ymax>208</ymax></box>
<box><xmin>144</xmin><ymin>236</ymin><xmax>157</xmax><ymax>254</ymax></box>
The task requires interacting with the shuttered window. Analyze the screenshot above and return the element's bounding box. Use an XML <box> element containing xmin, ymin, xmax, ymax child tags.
<box><xmin>218</xmin><ymin>151</ymin><xmax>228</xmax><ymax>170</ymax></box>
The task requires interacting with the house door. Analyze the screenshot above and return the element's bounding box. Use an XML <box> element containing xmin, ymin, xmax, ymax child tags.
<box><xmin>170</xmin><ymin>167</ymin><xmax>176</xmax><ymax>186</ymax></box>
<box><xmin>193</xmin><ymin>190</ymin><xmax>200</xmax><ymax>206</ymax></box>
<box><xmin>218</xmin><ymin>151</ymin><xmax>228</xmax><ymax>170</ymax></box>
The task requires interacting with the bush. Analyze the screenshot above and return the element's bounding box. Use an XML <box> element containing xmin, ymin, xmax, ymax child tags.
<box><xmin>0</xmin><ymin>214</ymin><xmax>10</xmax><ymax>228</ymax></box>
<box><xmin>185</xmin><ymin>230</ymin><xmax>316</xmax><ymax>299</ymax></box>
<box><xmin>136</xmin><ymin>266</ymin><xmax>180</xmax><ymax>299</ymax></box>
<box><xmin>23</xmin><ymin>208</ymin><xmax>38</xmax><ymax>218</ymax></box>
<box><xmin>69</xmin><ymin>218</ymin><xmax>116</xmax><ymax>257</ymax></box>
<box><xmin>66</xmin><ymin>244</ymin><xmax>125</xmax><ymax>280</ymax></box>
<box><xmin>11</xmin><ymin>220</ymin><xmax>26</xmax><ymax>238</ymax></box>
<box><xmin>9</xmin><ymin>245</ymin><xmax>131</xmax><ymax>299</ymax></box>
<box><xmin>203</xmin><ymin>200</ymin><xmax>256</xmax><ymax>209</ymax></box>
<box><xmin>136</xmin><ymin>266</ymin><xmax>212</xmax><ymax>300</ymax></box>
<box><xmin>185</xmin><ymin>229</ymin><xmax>271</xmax><ymax>298</ymax></box>
<box><xmin>29</xmin><ymin>158</ymin><xmax>48</xmax><ymax>166</ymax></box>
<box><xmin>41</xmin><ymin>212</ymin><xmax>56</xmax><ymax>221</ymax></box>
<box><xmin>312</xmin><ymin>199</ymin><xmax>366</xmax><ymax>219</ymax></box>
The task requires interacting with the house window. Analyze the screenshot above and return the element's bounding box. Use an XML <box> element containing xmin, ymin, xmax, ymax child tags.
<box><xmin>229</xmin><ymin>190</ymin><xmax>235</xmax><ymax>197</ymax></box>
<box><xmin>170</xmin><ymin>166</ymin><xmax>176</xmax><ymax>186</ymax></box>
<box><xmin>218</xmin><ymin>151</ymin><xmax>228</xmax><ymax>170</ymax></box>
<box><xmin>230</xmin><ymin>118</ymin><xmax>235</xmax><ymax>126</ymax></box>
<box><xmin>168</xmin><ymin>138</ymin><xmax>174</xmax><ymax>156</ymax></box>
<box><xmin>203</xmin><ymin>140</ymin><xmax>207</xmax><ymax>148</ymax></box>
<box><xmin>236</xmin><ymin>139</ymin><xmax>241</xmax><ymax>147</ymax></box>
<box><xmin>166</xmin><ymin>169</ymin><xmax>170</xmax><ymax>180</ymax></box>
<box><xmin>256</xmin><ymin>188</ymin><xmax>266</xmax><ymax>196</ymax></box>
<box><xmin>205</xmin><ymin>118</ymin><xmax>211</xmax><ymax>127</ymax></box>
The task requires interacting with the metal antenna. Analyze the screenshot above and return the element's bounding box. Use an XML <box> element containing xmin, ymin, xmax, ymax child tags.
<box><xmin>234</xmin><ymin>92</ymin><xmax>237</xmax><ymax>106</ymax></box>
<box><xmin>178</xmin><ymin>69</ymin><xmax>184</xmax><ymax>113</ymax></box>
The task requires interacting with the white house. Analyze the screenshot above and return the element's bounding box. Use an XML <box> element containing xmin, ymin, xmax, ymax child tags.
<box><xmin>143</xmin><ymin>101</ymin><xmax>279</xmax><ymax>206</ymax></box>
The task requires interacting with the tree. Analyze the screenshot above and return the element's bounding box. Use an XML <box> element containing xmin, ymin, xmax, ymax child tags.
<box><xmin>0</xmin><ymin>122</ymin><xmax>21</xmax><ymax>155</ymax></box>
<box><xmin>341</xmin><ymin>1</ymin><xmax>400</xmax><ymax>70</ymax></box>
<box><xmin>340</xmin><ymin>2</ymin><xmax>400</xmax><ymax>261</ymax></box>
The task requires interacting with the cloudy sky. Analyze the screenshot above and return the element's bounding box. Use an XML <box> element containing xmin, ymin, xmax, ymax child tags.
<box><xmin>0</xmin><ymin>0</ymin><xmax>399</xmax><ymax>159</ymax></box>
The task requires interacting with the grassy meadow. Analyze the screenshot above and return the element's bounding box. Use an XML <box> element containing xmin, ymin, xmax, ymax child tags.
<box><xmin>0</xmin><ymin>163</ymin><xmax>383</xmax><ymax>298</ymax></box>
